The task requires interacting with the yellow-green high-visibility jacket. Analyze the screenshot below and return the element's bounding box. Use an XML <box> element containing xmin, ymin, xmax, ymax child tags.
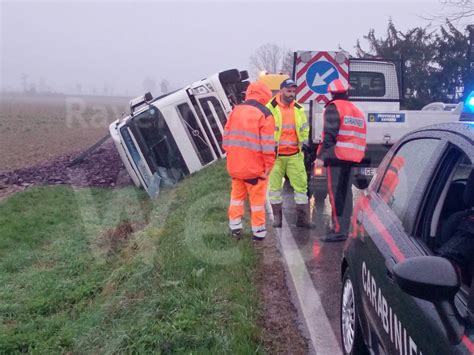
<box><xmin>266</xmin><ymin>97</ymin><xmax>310</xmax><ymax>152</ymax></box>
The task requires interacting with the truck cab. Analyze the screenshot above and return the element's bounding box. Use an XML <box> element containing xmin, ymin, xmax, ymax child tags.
<box><xmin>257</xmin><ymin>72</ymin><xmax>289</xmax><ymax>96</ymax></box>
<box><xmin>109</xmin><ymin>69</ymin><xmax>249</xmax><ymax>198</ymax></box>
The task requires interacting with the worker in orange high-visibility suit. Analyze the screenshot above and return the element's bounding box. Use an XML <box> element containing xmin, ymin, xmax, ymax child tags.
<box><xmin>314</xmin><ymin>78</ymin><xmax>367</xmax><ymax>242</ymax></box>
<box><xmin>223</xmin><ymin>81</ymin><xmax>276</xmax><ymax>241</ymax></box>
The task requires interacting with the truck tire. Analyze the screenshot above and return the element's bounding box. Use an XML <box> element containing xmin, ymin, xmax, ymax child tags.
<box><xmin>237</xmin><ymin>81</ymin><xmax>250</xmax><ymax>92</ymax></box>
<box><xmin>219</xmin><ymin>69</ymin><xmax>241</xmax><ymax>84</ymax></box>
<box><xmin>239</xmin><ymin>70</ymin><xmax>249</xmax><ymax>81</ymax></box>
<box><xmin>353</xmin><ymin>177</ymin><xmax>370</xmax><ymax>190</ymax></box>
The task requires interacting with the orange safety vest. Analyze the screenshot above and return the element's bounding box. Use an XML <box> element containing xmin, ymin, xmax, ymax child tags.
<box><xmin>274</xmin><ymin>95</ymin><xmax>299</xmax><ymax>155</ymax></box>
<box><xmin>332</xmin><ymin>100</ymin><xmax>367</xmax><ymax>163</ymax></box>
<box><xmin>223</xmin><ymin>100</ymin><xmax>276</xmax><ymax>180</ymax></box>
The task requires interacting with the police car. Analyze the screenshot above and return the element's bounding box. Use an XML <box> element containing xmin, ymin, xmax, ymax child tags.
<box><xmin>340</xmin><ymin>122</ymin><xmax>474</xmax><ymax>354</ymax></box>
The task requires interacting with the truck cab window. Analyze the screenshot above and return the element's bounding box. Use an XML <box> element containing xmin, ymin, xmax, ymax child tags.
<box><xmin>132</xmin><ymin>107</ymin><xmax>189</xmax><ymax>183</ymax></box>
<box><xmin>349</xmin><ymin>72</ymin><xmax>386</xmax><ymax>97</ymax></box>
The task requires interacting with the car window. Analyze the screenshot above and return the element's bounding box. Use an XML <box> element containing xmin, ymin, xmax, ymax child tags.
<box><xmin>434</xmin><ymin>154</ymin><xmax>473</xmax><ymax>289</ymax></box>
<box><xmin>377</xmin><ymin>138</ymin><xmax>441</xmax><ymax>224</ymax></box>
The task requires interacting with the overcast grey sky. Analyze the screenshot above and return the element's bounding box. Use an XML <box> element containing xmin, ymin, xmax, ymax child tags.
<box><xmin>0</xmin><ymin>1</ymin><xmax>458</xmax><ymax>96</ymax></box>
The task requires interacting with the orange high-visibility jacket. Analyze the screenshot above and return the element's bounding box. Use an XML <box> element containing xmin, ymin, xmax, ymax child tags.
<box><xmin>223</xmin><ymin>81</ymin><xmax>276</xmax><ymax>180</ymax></box>
<box><xmin>332</xmin><ymin>100</ymin><xmax>367</xmax><ymax>163</ymax></box>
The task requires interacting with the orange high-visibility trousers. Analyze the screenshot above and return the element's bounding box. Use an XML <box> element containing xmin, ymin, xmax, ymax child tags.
<box><xmin>228</xmin><ymin>178</ymin><xmax>268</xmax><ymax>238</ymax></box>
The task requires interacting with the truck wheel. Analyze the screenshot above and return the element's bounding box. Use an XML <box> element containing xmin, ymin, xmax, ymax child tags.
<box><xmin>341</xmin><ymin>269</ymin><xmax>368</xmax><ymax>355</ymax></box>
<box><xmin>353</xmin><ymin>177</ymin><xmax>370</xmax><ymax>190</ymax></box>
<box><xmin>237</xmin><ymin>81</ymin><xmax>250</xmax><ymax>92</ymax></box>
<box><xmin>239</xmin><ymin>70</ymin><xmax>250</xmax><ymax>81</ymax></box>
<box><xmin>219</xmin><ymin>69</ymin><xmax>241</xmax><ymax>84</ymax></box>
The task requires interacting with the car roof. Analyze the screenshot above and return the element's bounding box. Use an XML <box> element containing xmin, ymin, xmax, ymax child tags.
<box><xmin>406</xmin><ymin>122</ymin><xmax>473</xmax><ymax>142</ymax></box>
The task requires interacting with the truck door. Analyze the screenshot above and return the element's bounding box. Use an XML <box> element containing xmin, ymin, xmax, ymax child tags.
<box><xmin>190</xmin><ymin>89</ymin><xmax>228</xmax><ymax>158</ymax></box>
<box><xmin>176</xmin><ymin>101</ymin><xmax>217</xmax><ymax>167</ymax></box>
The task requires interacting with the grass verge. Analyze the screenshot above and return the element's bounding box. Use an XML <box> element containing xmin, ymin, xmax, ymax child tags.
<box><xmin>0</xmin><ymin>161</ymin><xmax>263</xmax><ymax>353</ymax></box>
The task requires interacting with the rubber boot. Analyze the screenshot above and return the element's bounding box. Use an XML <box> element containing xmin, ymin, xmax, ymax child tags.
<box><xmin>296</xmin><ymin>204</ymin><xmax>316</xmax><ymax>229</ymax></box>
<box><xmin>230</xmin><ymin>228</ymin><xmax>242</xmax><ymax>240</ymax></box>
<box><xmin>272</xmin><ymin>203</ymin><xmax>282</xmax><ymax>228</ymax></box>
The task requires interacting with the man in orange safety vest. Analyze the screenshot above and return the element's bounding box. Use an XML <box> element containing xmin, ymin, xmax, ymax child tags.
<box><xmin>223</xmin><ymin>81</ymin><xmax>276</xmax><ymax>241</ymax></box>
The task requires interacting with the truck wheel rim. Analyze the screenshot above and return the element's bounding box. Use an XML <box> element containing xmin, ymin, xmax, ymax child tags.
<box><xmin>342</xmin><ymin>278</ymin><xmax>355</xmax><ymax>353</ymax></box>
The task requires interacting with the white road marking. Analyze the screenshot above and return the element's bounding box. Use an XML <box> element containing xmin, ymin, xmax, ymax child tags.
<box><xmin>278</xmin><ymin>214</ymin><xmax>342</xmax><ymax>354</ymax></box>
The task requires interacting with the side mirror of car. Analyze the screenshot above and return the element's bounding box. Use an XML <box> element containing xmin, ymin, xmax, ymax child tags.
<box><xmin>393</xmin><ymin>256</ymin><xmax>464</xmax><ymax>344</ymax></box>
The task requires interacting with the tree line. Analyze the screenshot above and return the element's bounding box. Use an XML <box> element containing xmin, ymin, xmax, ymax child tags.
<box><xmin>251</xmin><ymin>21</ymin><xmax>473</xmax><ymax>109</ymax></box>
<box><xmin>356</xmin><ymin>20</ymin><xmax>472</xmax><ymax>109</ymax></box>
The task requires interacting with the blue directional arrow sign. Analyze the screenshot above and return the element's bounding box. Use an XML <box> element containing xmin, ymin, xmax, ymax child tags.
<box><xmin>306</xmin><ymin>61</ymin><xmax>340</xmax><ymax>94</ymax></box>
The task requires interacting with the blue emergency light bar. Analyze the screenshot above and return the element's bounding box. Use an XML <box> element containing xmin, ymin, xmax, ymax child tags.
<box><xmin>460</xmin><ymin>91</ymin><xmax>474</xmax><ymax>121</ymax></box>
<box><xmin>468</xmin><ymin>96</ymin><xmax>474</xmax><ymax>107</ymax></box>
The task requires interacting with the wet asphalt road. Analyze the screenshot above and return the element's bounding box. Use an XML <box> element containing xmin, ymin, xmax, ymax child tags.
<box><xmin>278</xmin><ymin>184</ymin><xmax>363</xmax><ymax>352</ymax></box>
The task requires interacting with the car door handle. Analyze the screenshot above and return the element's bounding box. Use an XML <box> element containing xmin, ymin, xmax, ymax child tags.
<box><xmin>385</xmin><ymin>258</ymin><xmax>396</xmax><ymax>281</ymax></box>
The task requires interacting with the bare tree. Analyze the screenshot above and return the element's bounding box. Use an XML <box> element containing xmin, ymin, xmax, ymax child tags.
<box><xmin>160</xmin><ymin>79</ymin><xmax>171</xmax><ymax>95</ymax></box>
<box><xmin>281</xmin><ymin>50</ymin><xmax>294</xmax><ymax>76</ymax></box>
<box><xmin>423</xmin><ymin>0</ymin><xmax>473</xmax><ymax>24</ymax></box>
<box><xmin>143</xmin><ymin>76</ymin><xmax>157</xmax><ymax>94</ymax></box>
<box><xmin>21</xmin><ymin>73</ymin><xmax>28</xmax><ymax>92</ymax></box>
<box><xmin>249</xmin><ymin>43</ymin><xmax>294</xmax><ymax>77</ymax></box>
<box><xmin>39</xmin><ymin>77</ymin><xmax>48</xmax><ymax>93</ymax></box>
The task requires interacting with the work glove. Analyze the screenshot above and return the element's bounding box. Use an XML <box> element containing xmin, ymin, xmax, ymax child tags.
<box><xmin>302</xmin><ymin>142</ymin><xmax>312</xmax><ymax>154</ymax></box>
<box><xmin>244</xmin><ymin>177</ymin><xmax>259</xmax><ymax>186</ymax></box>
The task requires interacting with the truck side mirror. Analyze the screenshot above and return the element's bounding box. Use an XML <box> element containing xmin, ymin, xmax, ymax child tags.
<box><xmin>144</xmin><ymin>92</ymin><xmax>153</xmax><ymax>102</ymax></box>
<box><xmin>393</xmin><ymin>256</ymin><xmax>464</xmax><ymax>344</ymax></box>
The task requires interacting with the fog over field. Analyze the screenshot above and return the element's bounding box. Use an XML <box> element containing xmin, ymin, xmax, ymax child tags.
<box><xmin>1</xmin><ymin>0</ymin><xmax>453</xmax><ymax>97</ymax></box>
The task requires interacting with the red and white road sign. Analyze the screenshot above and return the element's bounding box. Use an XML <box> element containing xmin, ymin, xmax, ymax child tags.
<box><xmin>295</xmin><ymin>51</ymin><xmax>349</xmax><ymax>104</ymax></box>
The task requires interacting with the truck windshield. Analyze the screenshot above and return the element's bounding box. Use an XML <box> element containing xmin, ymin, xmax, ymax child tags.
<box><xmin>129</xmin><ymin>107</ymin><xmax>189</xmax><ymax>184</ymax></box>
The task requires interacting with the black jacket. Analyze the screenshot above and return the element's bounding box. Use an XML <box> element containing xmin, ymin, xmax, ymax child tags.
<box><xmin>317</xmin><ymin>101</ymin><xmax>340</xmax><ymax>164</ymax></box>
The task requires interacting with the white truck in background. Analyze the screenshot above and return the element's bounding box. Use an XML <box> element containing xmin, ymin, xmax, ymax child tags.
<box><xmin>292</xmin><ymin>51</ymin><xmax>468</xmax><ymax>206</ymax></box>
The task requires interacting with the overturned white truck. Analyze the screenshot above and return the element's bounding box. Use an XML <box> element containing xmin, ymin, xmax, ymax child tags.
<box><xmin>109</xmin><ymin>69</ymin><xmax>249</xmax><ymax>198</ymax></box>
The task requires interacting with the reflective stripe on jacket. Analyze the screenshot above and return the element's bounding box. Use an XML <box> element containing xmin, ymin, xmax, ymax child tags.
<box><xmin>223</xmin><ymin>82</ymin><xmax>276</xmax><ymax>180</ymax></box>
<box><xmin>332</xmin><ymin>100</ymin><xmax>367</xmax><ymax>163</ymax></box>
<box><xmin>267</xmin><ymin>97</ymin><xmax>309</xmax><ymax>154</ymax></box>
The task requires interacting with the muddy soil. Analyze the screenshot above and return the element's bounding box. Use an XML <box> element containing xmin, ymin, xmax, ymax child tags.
<box><xmin>255</xmin><ymin>232</ymin><xmax>309</xmax><ymax>354</ymax></box>
<box><xmin>0</xmin><ymin>140</ymin><xmax>130</xmax><ymax>188</ymax></box>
